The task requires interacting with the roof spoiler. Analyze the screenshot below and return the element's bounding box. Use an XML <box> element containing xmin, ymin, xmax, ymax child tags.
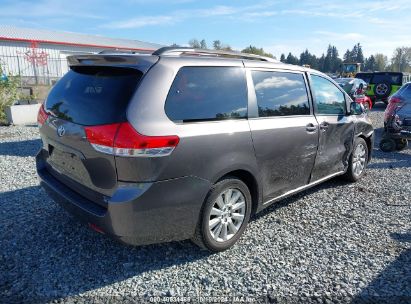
<box><xmin>67</xmin><ymin>53</ymin><xmax>159</xmax><ymax>73</ymax></box>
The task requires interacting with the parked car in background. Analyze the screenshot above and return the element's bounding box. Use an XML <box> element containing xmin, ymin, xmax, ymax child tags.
<box><xmin>336</xmin><ymin>77</ymin><xmax>367</xmax><ymax>96</ymax></box>
<box><xmin>36</xmin><ymin>47</ymin><xmax>374</xmax><ymax>252</ymax></box>
<box><xmin>380</xmin><ymin>82</ymin><xmax>411</xmax><ymax>152</ymax></box>
<box><xmin>336</xmin><ymin>78</ymin><xmax>372</xmax><ymax>110</ymax></box>
<box><xmin>356</xmin><ymin>72</ymin><xmax>411</xmax><ymax>105</ymax></box>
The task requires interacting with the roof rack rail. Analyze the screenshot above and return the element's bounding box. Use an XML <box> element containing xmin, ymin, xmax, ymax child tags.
<box><xmin>98</xmin><ymin>49</ymin><xmax>152</xmax><ymax>55</ymax></box>
<box><xmin>152</xmin><ymin>47</ymin><xmax>278</xmax><ymax>63</ymax></box>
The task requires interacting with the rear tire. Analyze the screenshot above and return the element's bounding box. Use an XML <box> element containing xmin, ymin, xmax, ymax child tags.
<box><xmin>395</xmin><ymin>139</ymin><xmax>408</xmax><ymax>151</ymax></box>
<box><xmin>192</xmin><ymin>177</ymin><xmax>252</xmax><ymax>252</ymax></box>
<box><xmin>380</xmin><ymin>138</ymin><xmax>396</xmax><ymax>152</ymax></box>
<box><xmin>343</xmin><ymin>137</ymin><xmax>368</xmax><ymax>182</ymax></box>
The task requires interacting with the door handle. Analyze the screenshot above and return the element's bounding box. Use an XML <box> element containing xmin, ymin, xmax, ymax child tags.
<box><xmin>320</xmin><ymin>122</ymin><xmax>329</xmax><ymax>131</ymax></box>
<box><xmin>306</xmin><ymin>123</ymin><xmax>317</xmax><ymax>132</ymax></box>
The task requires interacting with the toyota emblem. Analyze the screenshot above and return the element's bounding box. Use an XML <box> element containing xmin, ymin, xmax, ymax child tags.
<box><xmin>57</xmin><ymin>125</ymin><xmax>66</xmax><ymax>137</ymax></box>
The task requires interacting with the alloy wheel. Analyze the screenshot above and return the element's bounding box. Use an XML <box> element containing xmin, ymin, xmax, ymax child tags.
<box><xmin>352</xmin><ymin>143</ymin><xmax>367</xmax><ymax>177</ymax></box>
<box><xmin>208</xmin><ymin>188</ymin><xmax>246</xmax><ymax>242</ymax></box>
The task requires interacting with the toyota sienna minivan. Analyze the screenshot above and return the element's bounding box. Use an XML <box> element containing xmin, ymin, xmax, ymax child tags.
<box><xmin>36</xmin><ymin>47</ymin><xmax>374</xmax><ymax>252</ymax></box>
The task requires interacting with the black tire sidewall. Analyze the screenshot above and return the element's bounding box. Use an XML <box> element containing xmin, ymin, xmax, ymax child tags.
<box><xmin>347</xmin><ymin>138</ymin><xmax>368</xmax><ymax>181</ymax></box>
<box><xmin>201</xmin><ymin>178</ymin><xmax>252</xmax><ymax>252</ymax></box>
<box><xmin>395</xmin><ymin>139</ymin><xmax>408</xmax><ymax>151</ymax></box>
<box><xmin>380</xmin><ymin>138</ymin><xmax>396</xmax><ymax>152</ymax></box>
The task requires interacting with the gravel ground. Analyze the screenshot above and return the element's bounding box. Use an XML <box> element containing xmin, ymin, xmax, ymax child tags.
<box><xmin>0</xmin><ymin>105</ymin><xmax>410</xmax><ymax>303</ymax></box>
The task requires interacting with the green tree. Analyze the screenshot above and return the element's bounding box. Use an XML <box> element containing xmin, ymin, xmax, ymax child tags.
<box><xmin>330</xmin><ymin>45</ymin><xmax>342</xmax><ymax>72</ymax></box>
<box><xmin>343</xmin><ymin>49</ymin><xmax>352</xmax><ymax>62</ymax></box>
<box><xmin>391</xmin><ymin>47</ymin><xmax>411</xmax><ymax>72</ymax></box>
<box><xmin>318</xmin><ymin>54</ymin><xmax>326</xmax><ymax>71</ymax></box>
<box><xmin>280</xmin><ymin>53</ymin><xmax>286</xmax><ymax>62</ymax></box>
<box><xmin>199</xmin><ymin>39</ymin><xmax>207</xmax><ymax>49</ymax></box>
<box><xmin>374</xmin><ymin>53</ymin><xmax>388</xmax><ymax>71</ymax></box>
<box><xmin>285</xmin><ymin>52</ymin><xmax>299</xmax><ymax>65</ymax></box>
<box><xmin>188</xmin><ymin>39</ymin><xmax>201</xmax><ymax>48</ymax></box>
<box><xmin>0</xmin><ymin>65</ymin><xmax>21</xmax><ymax>124</ymax></box>
<box><xmin>364</xmin><ymin>55</ymin><xmax>376</xmax><ymax>71</ymax></box>
<box><xmin>213</xmin><ymin>40</ymin><xmax>222</xmax><ymax>50</ymax></box>
<box><xmin>355</xmin><ymin>43</ymin><xmax>364</xmax><ymax>63</ymax></box>
<box><xmin>241</xmin><ymin>45</ymin><xmax>274</xmax><ymax>58</ymax></box>
<box><xmin>299</xmin><ymin>49</ymin><xmax>319</xmax><ymax>70</ymax></box>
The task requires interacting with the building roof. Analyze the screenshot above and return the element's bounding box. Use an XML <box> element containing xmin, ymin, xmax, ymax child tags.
<box><xmin>0</xmin><ymin>25</ymin><xmax>163</xmax><ymax>51</ymax></box>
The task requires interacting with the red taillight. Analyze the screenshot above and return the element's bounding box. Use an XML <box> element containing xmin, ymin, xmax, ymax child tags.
<box><xmin>384</xmin><ymin>96</ymin><xmax>404</xmax><ymax>122</ymax></box>
<box><xmin>84</xmin><ymin>123</ymin><xmax>120</xmax><ymax>147</ymax></box>
<box><xmin>84</xmin><ymin>122</ymin><xmax>179</xmax><ymax>157</ymax></box>
<box><xmin>37</xmin><ymin>104</ymin><xmax>49</xmax><ymax>127</ymax></box>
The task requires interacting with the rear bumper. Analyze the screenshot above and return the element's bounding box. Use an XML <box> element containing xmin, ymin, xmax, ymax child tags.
<box><xmin>36</xmin><ymin>152</ymin><xmax>212</xmax><ymax>245</ymax></box>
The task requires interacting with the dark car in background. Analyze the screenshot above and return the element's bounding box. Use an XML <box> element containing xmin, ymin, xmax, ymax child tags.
<box><xmin>356</xmin><ymin>72</ymin><xmax>411</xmax><ymax>105</ymax></box>
<box><xmin>36</xmin><ymin>47</ymin><xmax>374</xmax><ymax>252</ymax></box>
<box><xmin>380</xmin><ymin>82</ymin><xmax>411</xmax><ymax>152</ymax></box>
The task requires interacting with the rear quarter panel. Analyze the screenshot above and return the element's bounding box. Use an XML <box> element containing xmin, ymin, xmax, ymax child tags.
<box><xmin>123</xmin><ymin>57</ymin><xmax>261</xmax><ymax>185</ymax></box>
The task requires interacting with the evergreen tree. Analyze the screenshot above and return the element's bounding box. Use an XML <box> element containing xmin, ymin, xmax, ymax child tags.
<box><xmin>318</xmin><ymin>54</ymin><xmax>326</xmax><ymax>71</ymax></box>
<box><xmin>364</xmin><ymin>55</ymin><xmax>376</xmax><ymax>71</ymax></box>
<box><xmin>343</xmin><ymin>49</ymin><xmax>352</xmax><ymax>62</ymax></box>
<box><xmin>355</xmin><ymin>43</ymin><xmax>364</xmax><ymax>63</ymax></box>
<box><xmin>199</xmin><ymin>39</ymin><xmax>207</xmax><ymax>49</ymax></box>
<box><xmin>188</xmin><ymin>39</ymin><xmax>201</xmax><ymax>48</ymax></box>
<box><xmin>280</xmin><ymin>53</ymin><xmax>286</xmax><ymax>62</ymax></box>
<box><xmin>351</xmin><ymin>44</ymin><xmax>358</xmax><ymax>62</ymax></box>
<box><xmin>213</xmin><ymin>40</ymin><xmax>222</xmax><ymax>50</ymax></box>
<box><xmin>286</xmin><ymin>52</ymin><xmax>299</xmax><ymax>65</ymax></box>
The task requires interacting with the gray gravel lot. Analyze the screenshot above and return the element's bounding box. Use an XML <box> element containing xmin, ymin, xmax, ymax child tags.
<box><xmin>0</xmin><ymin>104</ymin><xmax>410</xmax><ymax>303</ymax></box>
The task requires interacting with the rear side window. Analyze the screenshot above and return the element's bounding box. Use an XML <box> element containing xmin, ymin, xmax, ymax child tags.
<box><xmin>251</xmin><ymin>71</ymin><xmax>310</xmax><ymax>117</ymax></box>
<box><xmin>311</xmin><ymin>75</ymin><xmax>346</xmax><ymax>115</ymax></box>
<box><xmin>46</xmin><ymin>66</ymin><xmax>142</xmax><ymax>125</ymax></box>
<box><xmin>165</xmin><ymin>67</ymin><xmax>248</xmax><ymax>122</ymax></box>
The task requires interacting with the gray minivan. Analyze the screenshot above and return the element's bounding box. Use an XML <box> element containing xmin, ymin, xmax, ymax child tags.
<box><xmin>36</xmin><ymin>47</ymin><xmax>374</xmax><ymax>252</ymax></box>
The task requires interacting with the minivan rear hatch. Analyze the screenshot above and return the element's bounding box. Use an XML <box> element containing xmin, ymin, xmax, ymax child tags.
<box><xmin>39</xmin><ymin>55</ymin><xmax>158</xmax><ymax>202</ymax></box>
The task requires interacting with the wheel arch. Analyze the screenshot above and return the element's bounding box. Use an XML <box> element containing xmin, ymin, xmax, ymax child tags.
<box><xmin>214</xmin><ymin>169</ymin><xmax>261</xmax><ymax>216</ymax></box>
<box><xmin>358</xmin><ymin>134</ymin><xmax>372</xmax><ymax>163</ymax></box>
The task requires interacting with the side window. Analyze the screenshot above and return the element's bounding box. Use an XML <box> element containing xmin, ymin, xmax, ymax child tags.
<box><xmin>311</xmin><ymin>75</ymin><xmax>346</xmax><ymax>115</ymax></box>
<box><xmin>165</xmin><ymin>67</ymin><xmax>248</xmax><ymax>122</ymax></box>
<box><xmin>251</xmin><ymin>71</ymin><xmax>310</xmax><ymax>117</ymax></box>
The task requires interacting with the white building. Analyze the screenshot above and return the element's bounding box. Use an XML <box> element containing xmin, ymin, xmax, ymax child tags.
<box><xmin>0</xmin><ymin>25</ymin><xmax>163</xmax><ymax>85</ymax></box>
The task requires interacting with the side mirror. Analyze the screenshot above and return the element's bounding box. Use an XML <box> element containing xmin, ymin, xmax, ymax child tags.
<box><xmin>350</xmin><ymin>101</ymin><xmax>364</xmax><ymax>115</ymax></box>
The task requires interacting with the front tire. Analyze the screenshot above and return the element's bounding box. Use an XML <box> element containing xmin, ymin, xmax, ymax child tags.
<box><xmin>192</xmin><ymin>177</ymin><xmax>252</xmax><ymax>252</ymax></box>
<box><xmin>344</xmin><ymin>137</ymin><xmax>368</xmax><ymax>182</ymax></box>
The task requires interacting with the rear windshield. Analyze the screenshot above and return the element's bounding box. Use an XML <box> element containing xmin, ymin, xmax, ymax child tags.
<box><xmin>45</xmin><ymin>66</ymin><xmax>142</xmax><ymax>125</ymax></box>
<box><xmin>356</xmin><ymin>73</ymin><xmax>372</xmax><ymax>84</ymax></box>
<box><xmin>371</xmin><ymin>73</ymin><xmax>402</xmax><ymax>85</ymax></box>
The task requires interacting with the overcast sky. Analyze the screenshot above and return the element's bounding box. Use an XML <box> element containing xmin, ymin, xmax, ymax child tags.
<box><xmin>1</xmin><ymin>0</ymin><xmax>409</xmax><ymax>59</ymax></box>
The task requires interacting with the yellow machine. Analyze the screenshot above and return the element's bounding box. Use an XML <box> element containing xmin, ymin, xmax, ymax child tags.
<box><xmin>341</xmin><ymin>63</ymin><xmax>361</xmax><ymax>78</ymax></box>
